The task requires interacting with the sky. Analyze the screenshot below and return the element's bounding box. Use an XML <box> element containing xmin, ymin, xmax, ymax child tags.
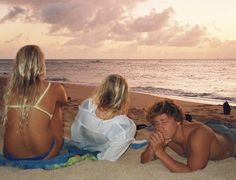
<box><xmin>0</xmin><ymin>0</ymin><xmax>236</xmax><ymax>59</ymax></box>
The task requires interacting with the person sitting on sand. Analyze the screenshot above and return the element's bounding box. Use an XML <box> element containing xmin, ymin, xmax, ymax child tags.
<box><xmin>71</xmin><ymin>74</ymin><xmax>136</xmax><ymax>161</ymax></box>
<box><xmin>3</xmin><ymin>45</ymin><xmax>67</xmax><ymax>160</ymax></box>
<box><xmin>141</xmin><ymin>99</ymin><xmax>236</xmax><ymax>172</ymax></box>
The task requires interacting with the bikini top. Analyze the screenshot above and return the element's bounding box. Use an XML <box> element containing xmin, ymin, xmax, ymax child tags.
<box><xmin>7</xmin><ymin>82</ymin><xmax>53</xmax><ymax>119</ymax></box>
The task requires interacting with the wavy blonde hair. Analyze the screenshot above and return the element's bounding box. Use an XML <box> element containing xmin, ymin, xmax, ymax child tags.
<box><xmin>3</xmin><ymin>45</ymin><xmax>46</xmax><ymax>130</ymax></box>
<box><xmin>93</xmin><ymin>74</ymin><xmax>129</xmax><ymax>119</ymax></box>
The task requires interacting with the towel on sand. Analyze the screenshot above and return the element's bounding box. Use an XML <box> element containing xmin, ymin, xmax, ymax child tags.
<box><xmin>0</xmin><ymin>141</ymin><xmax>98</xmax><ymax>170</ymax></box>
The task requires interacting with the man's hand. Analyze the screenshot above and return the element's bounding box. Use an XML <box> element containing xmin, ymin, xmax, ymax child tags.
<box><xmin>141</xmin><ymin>132</ymin><xmax>172</xmax><ymax>163</ymax></box>
<box><xmin>149</xmin><ymin>132</ymin><xmax>167</xmax><ymax>154</ymax></box>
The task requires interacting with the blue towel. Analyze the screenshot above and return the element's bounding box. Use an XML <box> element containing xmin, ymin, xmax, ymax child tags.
<box><xmin>204</xmin><ymin>120</ymin><xmax>236</xmax><ymax>143</ymax></box>
<box><xmin>204</xmin><ymin>119</ymin><xmax>236</xmax><ymax>157</ymax></box>
<box><xmin>130</xmin><ymin>139</ymin><xmax>149</xmax><ymax>149</ymax></box>
<box><xmin>0</xmin><ymin>141</ymin><xmax>99</xmax><ymax>170</ymax></box>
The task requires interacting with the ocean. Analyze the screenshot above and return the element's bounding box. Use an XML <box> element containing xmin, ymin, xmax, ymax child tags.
<box><xmin>0</xmin><ymin>59</ymin><xmax>235</xmax><ymax>105</ymax></box>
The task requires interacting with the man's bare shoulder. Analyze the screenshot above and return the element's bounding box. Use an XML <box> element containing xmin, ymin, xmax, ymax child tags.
<box><xmin>184</xmin><ymin>122</ymin><xmax>214</xmax><ymax>142</ymax></box>
<box><xmin>183</xmin><ymin>122</ymin><xmax>214</xmax><ymax>143</ymax></box>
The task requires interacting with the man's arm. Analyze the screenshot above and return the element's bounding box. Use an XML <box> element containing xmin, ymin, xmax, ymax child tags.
<box><xmin>156</xmin><ymin>128</ymin><xmax>211</xmax><ymax>172</ymax></box>
<box><xmin>141</xmin><ymin>132</ymin><xmax>167</xmax><ymax>163</ymax></box>
<box><xmin>155</xmin><ymin>150</ymin><xmax>192</xmax><ymax>172</ymax></box>
<box><xmin>141</xmin><ymin>144</ymin><xmax>155</xmax><ymax>163</ymax></box>
<box><xmin>168</xmin><ymin>142</ymin><xmax>186</xmax><ymax>157</ymax></box>
<box><xmin>186</xmin><ymin>128</ymin><xmax>211</xmax><ymax>171</ymax></box>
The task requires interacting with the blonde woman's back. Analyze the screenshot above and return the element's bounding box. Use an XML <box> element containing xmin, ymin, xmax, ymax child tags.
<box><xmin>3</xmin><ymin>45</ymin><xmax>67</xmax><ymax>160</ymax></box>
<box><xmin>4</xmin><ymin>81</ymin><xmax>67</xmax><ymax>160</ymax></box>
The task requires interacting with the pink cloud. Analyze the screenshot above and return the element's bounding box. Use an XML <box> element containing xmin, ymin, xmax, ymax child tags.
<box><xmin>0</xmin><ymin>6</ymin><xmax>26</xmax><ymax>23</ymax></box>
<box><xmin>107</xmin><ymin>8</ymin><xmax>174</xmax><ymax>42</ymax></box>
<box><xmin>167</xmin><ymin>25</ymin><xmax>207</xmax><ymax>46</ymax></box>
<box><xmin>0</xmin><ymin>0</ymin><xmax>67</xmax><ymax>7</ymax></box>
<box><xmin>0</xmin><ymin>0</ymin><xmax>227</xmax><ymax>49</ymax></box>
<box><xmin>130</xmin><ymin>8</ymin><xmax>174</xmax><ymax>32</ymax></box>
<box><xmin>138</xmin><ymin>24</ymin><xmax>207</xmax><ymax>47</ymax></box>
<box><xmin>64</xmin><ymin>27</ymin><xmax>110</xmax><ymax>47</ymax></box>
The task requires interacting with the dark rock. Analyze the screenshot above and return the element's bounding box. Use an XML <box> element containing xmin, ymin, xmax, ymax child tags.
<box><xmin>223</xmin><ymin>101</ymin><xmax>231</xmax><ymax>115</ymax></box>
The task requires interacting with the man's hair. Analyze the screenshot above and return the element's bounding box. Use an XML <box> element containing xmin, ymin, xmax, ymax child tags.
<box><xmin>146</xmin><ymin>99</ymin><xmax>184</xmax><ymax>123</ymax></box>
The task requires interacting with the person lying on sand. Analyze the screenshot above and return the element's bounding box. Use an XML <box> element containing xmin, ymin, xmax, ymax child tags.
<box><xmin>71</xmin><ymin>74</ymin><xmax>136</xmax><ymax>161</ymax></box>
<box><xmin>141</xmin><ymin>99</ymin><xmax>235</xmax><ymax>172</ymax></box>
<box><xmin>3</xmin><ymin>45</ymin><xmax>67</xmax><ymax>160</ymax></box>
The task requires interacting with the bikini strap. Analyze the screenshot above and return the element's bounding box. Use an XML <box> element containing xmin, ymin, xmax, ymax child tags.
<box><xmin>35</xmin><ymin>82</ymin><xmax>51</xmax><ymax>105</ymax></box>
<box><xmin>33</xmin><ymin>106</ymin><xmax>53</xmax><ymax>119</ymax></box>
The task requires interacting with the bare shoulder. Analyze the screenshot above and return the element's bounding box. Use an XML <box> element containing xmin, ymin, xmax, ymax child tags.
<box><xmin>50</xmin><ymin>82</ymin><xmax>65</xmax><ymax>90</ymax></box>
<box><xmin>49</xmin><ymin>82</ymin><xmax>67</xmax><ymax>103</ymax></box>
<box><xmin>187</xmin><ymin>123</ymin><xmax>214</xmax><ymax>143</ymax></box>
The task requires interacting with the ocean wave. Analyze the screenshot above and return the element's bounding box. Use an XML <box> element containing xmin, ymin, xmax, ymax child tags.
<box><xmin>131</xmin><ymin>86</ymin><xmax>236</xmax><ymax>103</ymax></box>
<box><xmin>0</xmin><ymin>72</ymin><xmax>9</xmax><ymax>75</ymax></box>
<box><xmin>1</xmin><ymin>59</ymin><xmax>236</xmax><ymax>104</ymax></box>
<box><xmin>47</xmin><ymin>77</ymin><xmax>68</xmax><ymax>82</ymax></box>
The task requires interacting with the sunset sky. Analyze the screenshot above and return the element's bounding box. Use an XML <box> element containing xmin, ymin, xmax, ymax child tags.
<box><xmin>0</xmin><ymin>0</ymin><xmax>236</xmax><ymax>59</ymax></box>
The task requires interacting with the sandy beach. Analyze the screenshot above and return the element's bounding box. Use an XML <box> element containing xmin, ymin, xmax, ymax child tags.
<box><xmin>0</xmin><ymin>75</ymin><xmax>236</xmax><ymax>180</ymax></box>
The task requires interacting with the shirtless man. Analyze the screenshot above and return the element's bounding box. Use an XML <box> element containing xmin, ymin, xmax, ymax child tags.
<box><xmin>141</xmin><ymin>100</ymin><xmax>235</xmax><ymax>172</ymax></box>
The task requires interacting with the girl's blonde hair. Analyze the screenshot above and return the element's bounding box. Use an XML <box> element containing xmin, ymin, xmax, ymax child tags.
<box><xmin>93</xmin><ymin>74</ymin><xmax>129</xmax><ymax>118</ymax></box>
<box><xmin>3</xmin><ymin>45</ymin><xmax>46</xmax><ymax>130</ymax></box>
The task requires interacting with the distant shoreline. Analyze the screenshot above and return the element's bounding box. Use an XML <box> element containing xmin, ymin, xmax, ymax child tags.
<box><xmin>0</xmin><ymin>58</ymin><xmax>236</xmax><ymax>61</ymax></box>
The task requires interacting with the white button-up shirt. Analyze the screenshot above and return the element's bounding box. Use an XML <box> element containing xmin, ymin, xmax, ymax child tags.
<box><xmin>71</xmin><ymin>99</ymin><xmax>136</xmax><ymax>161</ymax></box>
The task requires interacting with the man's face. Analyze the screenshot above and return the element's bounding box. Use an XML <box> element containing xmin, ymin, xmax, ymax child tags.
<box><xmin>152</xmin><ymin>113</ymin><xmax>179</xmax><ymax>140</ymax></box>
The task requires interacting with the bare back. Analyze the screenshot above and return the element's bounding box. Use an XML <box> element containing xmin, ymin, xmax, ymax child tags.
<box><xmin>170</xmin><ymin>121</ymin><xmax>234</xmax><ymax>161</ymax></box>
<box><xmin>4</xmin><ymin>81</ymin><xmax>67</xmax><ymax>159</ymax></box>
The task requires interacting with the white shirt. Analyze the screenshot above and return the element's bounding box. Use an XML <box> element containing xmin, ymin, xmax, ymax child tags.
<box><xmin>71</xmin><ymin>99</ymin><xmax>136</xmax><ymax>161</ymax></box>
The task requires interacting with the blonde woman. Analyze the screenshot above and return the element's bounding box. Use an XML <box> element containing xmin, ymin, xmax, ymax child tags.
<box><xmin>3</xmin><ymin>45</ymin><xmax>67</xmax><ymax>160</ymax></box>
<box><xmin>71</xmin><ymin>74</ymin><xmax>136</xmax><ymax>161</ymax></box>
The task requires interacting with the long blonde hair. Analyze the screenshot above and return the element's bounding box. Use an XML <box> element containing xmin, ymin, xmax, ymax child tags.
<box><xmin>93</xmin><ymin>74</ymin><xmax>129</xmax><ymax>119</ymax></box>
<box><xmin>3</xmin><ymin>45</ymin><xmax>46</xmax><ymax>130</ymax></box>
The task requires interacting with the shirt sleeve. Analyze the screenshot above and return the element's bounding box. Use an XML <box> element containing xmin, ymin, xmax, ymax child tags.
<box><xmin>97</xmin><ymin>119</ymin><xmax>136</xmax><ymax>161</ymax></box>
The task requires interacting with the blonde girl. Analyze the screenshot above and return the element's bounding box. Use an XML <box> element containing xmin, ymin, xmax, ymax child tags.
<box><xmin>71</xmin><ymin>74</ymin><xmax>136</xmax><ymax>161</ymax></box>
<box><xmin>3</xmin><ymin>45</ymin><xmax>67</xmax><ymax>160</ymax></box>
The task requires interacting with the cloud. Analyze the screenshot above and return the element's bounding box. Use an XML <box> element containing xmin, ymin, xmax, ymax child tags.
<box><xmin>105</xmin><ymin>8</ymin><xmax>175</xmax><ymax>42</ymax></box>
<box><xmin>64</xmin><ymin>27</ymin><xmax>110</xmax><ymax>47</ymax></box>
<box><xmin>130</xmin><ymin>8</ymin><xmax>174</xmax><ymax>32</ymax></box>
<box><xmin>40</xmin><ymin>0</ymin><xmax>146</xmax><ymax>33</ymax></box>
<box><xmin>167</xmin><ymin>25</ymin><xmax>207</xmax><ymax>46</ymax></box>
<box><xmin>0</xmin><ymin>0</ymin><xmax>67</xmax><ymax>7</ymax></box>
<box><xmin>137</xmin><ymin>23</ymin><xmax>207</xmax><ymax>47</ymax></box>
<box><xmin>203</xmin><ymin>37</ymin><xmax>222</xmax><ymax>48</ymax></box>
<box><xmin>214</xmin><ymin>40</ymin><xmax>236</xmax><ymax>58</ymax></box>
<box><xmin>0</xmin><ymin>0</ymin><xmax>145</xmax><ymax>28</ymax></box>
<box><xmin>0</xmin><ymin>0</ymin><xmax>224</xmax><ymax>49</ymax></box>
<box><xmin>38</xmin><ymin>0</ymin><xmax>147</xmax><ymax>45</ymax></box>
<box><xmin>0</xmin><ymin>6</ymin><xmax>26</xmax><ymax>23</ymax></box>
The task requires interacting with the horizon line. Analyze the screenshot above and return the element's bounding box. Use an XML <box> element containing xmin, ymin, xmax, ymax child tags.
<box><xmin>0</xmin><ymin>58</ymin><xmax>236</xmax><ymax>61</ymax></box>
